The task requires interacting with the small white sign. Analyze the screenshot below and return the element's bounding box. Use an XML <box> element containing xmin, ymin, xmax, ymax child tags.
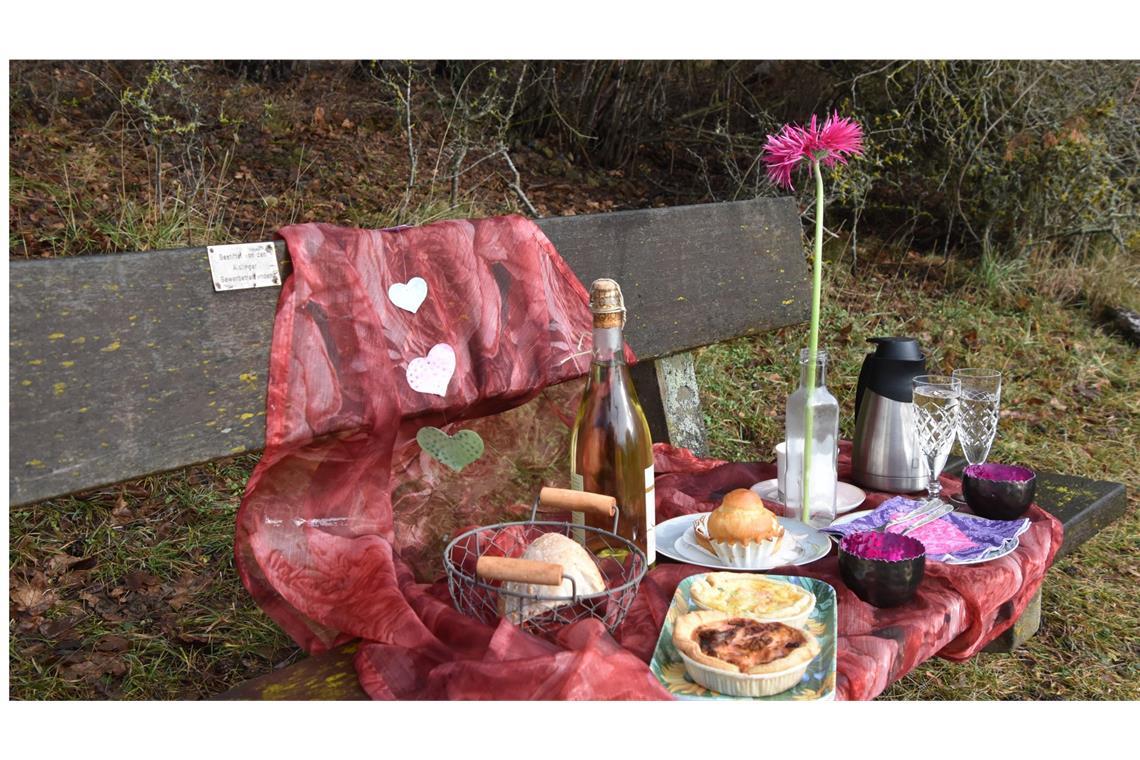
<box><xmin>207</xmin><ymin>242</ymin><xmax>282</xmax><ymax>291</ymax></box>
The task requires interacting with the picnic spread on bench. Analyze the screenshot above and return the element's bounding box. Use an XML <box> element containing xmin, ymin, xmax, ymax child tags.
<box><xmin>9</xmin><ymin>198</ymin><xmax>1127</xmax><ymax>701</ymax></box>
<box><xmin>222</xmin><ymin>212</ymin><xmax>1061</xmax><ymax>701</ymax></box>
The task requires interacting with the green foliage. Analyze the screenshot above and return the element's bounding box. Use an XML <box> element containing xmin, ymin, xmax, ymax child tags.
<box><xmin>843</xmin><ymin>61</ymin><xmax>1137</xmax><ymax>264</ymax></box>
<box><xmin>119</xmin><ymin>61</ymin><xmax>204</xmax><ymax>139</ymax></box>
<box><xmin>442</xmin><ymin>60</ymin><xmax>1137</xmax><ymax>267</ymax></box>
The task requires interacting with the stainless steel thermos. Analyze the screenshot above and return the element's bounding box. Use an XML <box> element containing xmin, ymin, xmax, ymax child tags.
<box><xmin>850</xmin><ymin>337</ymin><xmax>929</xmax><ymax>493</ymax></box>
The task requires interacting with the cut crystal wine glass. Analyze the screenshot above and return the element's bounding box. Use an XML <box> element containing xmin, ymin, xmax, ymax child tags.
<box><xmin>953</xmin><ymin>368</ymin><xmax>1002</xmax><ymax>466</ymax></box>
<box><xmin>912</xmin><ymin>374</ymin><xmax>962</xmax><ymax>506</ymax></box>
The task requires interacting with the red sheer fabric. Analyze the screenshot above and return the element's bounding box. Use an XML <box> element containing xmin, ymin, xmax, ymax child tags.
<box><xmin>236</xmin><ymin>217</ymin><xmax>1062</xmax><ymax>700</ymax></box>
<box><xmin>235</xmin><ymin>217</ymin><xmax>668</xmax><ymax>698</ymax></box>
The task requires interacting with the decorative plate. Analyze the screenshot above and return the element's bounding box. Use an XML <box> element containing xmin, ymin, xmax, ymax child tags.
<box><xmin>656</xmin><ymin>513</ymin><xmax>832</xmax><ymax>571</ymax></box>
<box><xmin>649</xmin><ymin>573</ymin><xmax>837</xmax><ymax>701</ymax></box>
<box><xmin>827</xmin><ymin>510</ymin><xmax>1021</xmax><ymax>565</ymax></box>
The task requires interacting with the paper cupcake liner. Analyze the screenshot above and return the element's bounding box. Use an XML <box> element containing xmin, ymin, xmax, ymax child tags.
<box><xmin>695</xmin><ymin>514</ymin><xmax>787</xmax><ymax>567</ymax></box>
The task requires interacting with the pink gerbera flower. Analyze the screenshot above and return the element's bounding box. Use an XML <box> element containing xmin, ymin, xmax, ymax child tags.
<box><xmin>762</xmin><ymin>112</ymin><xmax>864</xmax><ymax>190</ymax></box>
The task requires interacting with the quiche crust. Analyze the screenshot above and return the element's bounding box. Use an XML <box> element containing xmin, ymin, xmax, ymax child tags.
<box><xmin>673</xmin><ymin>610</ymin><xmax>820</xmax><ymax>675</ymax></box>
<box><xmin>688</xmin><ymin>572</ymin><xmax>815</xmax><ymax>621</ymax></box>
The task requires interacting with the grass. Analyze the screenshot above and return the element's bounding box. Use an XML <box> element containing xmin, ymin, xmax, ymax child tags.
<box><xmin>9</xmin><ymin>455</ymin><xmax>299</xmax><ymax>699</ymax></box>
<box><xmin>9</xmin><ymin>162</ymin><xmax>235</xmax><ymax>258</ymax></box>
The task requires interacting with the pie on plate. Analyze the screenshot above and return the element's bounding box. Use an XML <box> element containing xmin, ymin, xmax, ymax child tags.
<box><xmin>688</xmin><ymin>572</ymin><xmax>815</xmax><ymax>628</ymax></box>
<box><xmin>672</xmin><ymin>610</ymin><xmax>820</xmax><ymax>697</ymax></box>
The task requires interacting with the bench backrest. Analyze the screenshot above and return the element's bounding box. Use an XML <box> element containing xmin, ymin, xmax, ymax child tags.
<box><xmin>9</xmin><ymin>198</ymin><xmax>808</xmax><ymax>506</ymax></box>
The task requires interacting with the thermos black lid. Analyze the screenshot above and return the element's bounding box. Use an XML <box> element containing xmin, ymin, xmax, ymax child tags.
<box><xmin>854</xmin><ymin>336</ymin><xmax>928</xmax><ymax>420</ymax></box>
<box><xmin>868</xmin><ymin>336</ymin><xmax>924</xmax><ymax>361</ymax></box>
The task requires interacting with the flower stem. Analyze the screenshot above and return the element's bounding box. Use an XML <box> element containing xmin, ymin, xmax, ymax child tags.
<box><xmin>801</xmin><ymin>159</ymin><xmax>825</xmax><ymax>524</ymax></box>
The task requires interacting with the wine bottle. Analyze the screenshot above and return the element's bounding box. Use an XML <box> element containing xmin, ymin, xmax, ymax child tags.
<box><xmin>569</xmin><ymin>278</ymin><xmax>656</xmax><ymax>564</ymax></box>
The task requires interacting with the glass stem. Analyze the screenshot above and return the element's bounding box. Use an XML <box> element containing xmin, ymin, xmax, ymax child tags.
<box><xmin>800</xmin><ymin>159</ymin><xmax>825</xmax><ymax>523</ymax></box>
<box><xmin>927</xmin><ymin>459</ymin><xmax>942</xmax><ymax>501</ymax></box>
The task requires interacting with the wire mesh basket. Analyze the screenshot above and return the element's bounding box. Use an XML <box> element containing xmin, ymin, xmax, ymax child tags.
<box><xmin>443</xmin><ymin>487</ymin><xmax>648</xmax><ymax>640</ymax></box>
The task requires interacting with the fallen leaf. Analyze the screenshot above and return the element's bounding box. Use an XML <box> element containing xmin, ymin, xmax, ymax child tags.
<box><xmin>39</xmin><ymin>616</ymin><xmax>82</xmax><ymax>639</ymax></box>
<box><xmin>111</xmin><ymin>496</ymin><xmax>132</xmax><ymax>525</ymax></box>
<box><xmin>63</xmin><ymin>653</ymin><xmax>127</xmax><ymax>680</ymax></box>
<box><xmin>167</xmin><ymin>591</ymin><xmax>192</xmax><ymax>611</ymax></box>
<box><xmin>177</xmin><ymin>630</ymin><xmax>211</xmax><ymax>645</ymax></box>
<box><xmin>125</xmin><ymin>570</ymin><xmax>159</xmax><ymax>592</ymax></box>
<box><xmin>47</xmin><ymin>552</ymin><xmax>96</xmax><ymax>577</ymax></box>
<box><xmin>94</xmin><ymin>634</ymin><xmax>130</xmax><ymax>653</ymax></box>
<box><xmin>11</xmin><ymin>579</ymin><xmax>56</xmax><ymax>615</ymax></box>
<box><xmin>53</xmin><ymin>639</ymin><xmax>84</xmax><ymax>656</ymax></box>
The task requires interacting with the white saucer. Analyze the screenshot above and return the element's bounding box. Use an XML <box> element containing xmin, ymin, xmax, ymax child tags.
<box><xmin>750</xmin><ymin>479</ymin><xmax>867</xmax><ymax>515</ymax></box>
<box><xmin>655</xmin><ymin>513</ymin><xmax>831</xmax><ymax>571</ymax></box>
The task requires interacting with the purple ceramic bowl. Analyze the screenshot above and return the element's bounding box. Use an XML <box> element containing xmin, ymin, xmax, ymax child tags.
<box><xmin>838</xmin><ymin>531</ymin><xmax>926</xmax><ymax>608</ymax></box>
<box><xmin>962</xmin><ymin>463</ymin><xmax>1036</xmax><ymax>520</ymax></box>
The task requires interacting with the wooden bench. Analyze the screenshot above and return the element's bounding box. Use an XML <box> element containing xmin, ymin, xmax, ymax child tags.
<box><xmin>9</xmin><ymin>198</ymin><xmax>1127</xmax><ymax>699</ymax></box>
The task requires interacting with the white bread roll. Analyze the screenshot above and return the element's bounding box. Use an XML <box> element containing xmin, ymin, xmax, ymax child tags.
<box><xmin>499</xmin><ymin>533</ymin><xmax>606</xmax><ymax>624</ymax></box>
<box><xmin>705</xmin><ymin>488</ymin><xmax>783</xmax><ymax>544</ymax></box>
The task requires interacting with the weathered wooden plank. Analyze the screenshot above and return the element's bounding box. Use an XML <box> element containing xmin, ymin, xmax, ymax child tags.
<box><xmin>1033</xmin><ymin>473</ymin><xmax>1128</xmax><ymax>560</ymax></box>
<box><xmin>10</xmin><ymin>199</ymin><xmax>809</xmax><ymax>506</ymax></box>
<box><xmin>653</xmin><ymin>353</ymin><xmax>708</xmax><ymax>456</ymax></box>
<box><xmin>536</xmin><ymin>197</ymin><xmax>810</xmax><ymax>359</ymax></box>
<box><xmin>946</xmin><ymin>462</ymin><xmax>1129</xmax><ymax>561</ymax></box>
<box><xmin>629</xmin><ymin>354</ymin><xmax>709</xmax><ymax>458</ymax></box>
<box><xmin>214</xmin><ymin>642</ymin><xmax>367</xmax><ymax>700</ymax></box>
<box><xmin>982</xmin><ymin>589</ymin><xmax>1042</xmax><ymax>653</ymax></box>
<box><xmin>978</xmin><ymin>475</ymin><xmax>1127</xmax><ymax>653</ymax></box>
<box><xmin>9</xmin><ymin>243</ymin><xmax>292</xmax><ymax>507</ymax></box>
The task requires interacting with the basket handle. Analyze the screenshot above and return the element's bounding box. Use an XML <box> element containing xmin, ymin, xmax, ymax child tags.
<box><xmin>476</xmin><ymin>556</ymin><xmax>564</xmax><ymax>587</ymax></box>
<box><xmin>538</xmin><ymin>487</ymin><xmax>616</xmax><ymax>519</ymax></box>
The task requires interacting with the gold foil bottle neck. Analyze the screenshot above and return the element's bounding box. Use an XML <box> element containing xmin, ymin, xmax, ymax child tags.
<box><xmin>590</xmin><ymin>278</ymin><xmax>625</xmax><ymax>328</ymax></box>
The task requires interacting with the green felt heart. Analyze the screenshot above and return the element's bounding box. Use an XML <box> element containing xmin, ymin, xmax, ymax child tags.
<box><xmin>416</xmin><ymin>426</ymin><xmax>485</xmax><ymax>472</ymax></box>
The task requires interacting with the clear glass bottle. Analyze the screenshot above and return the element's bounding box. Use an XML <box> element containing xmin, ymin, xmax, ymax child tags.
<box><xmin>570</xmin><ymin>279</ymin><xmax>655</xmax><ymax>563</ymax></box>
<box><xmin>784</xmin><ymin>348</ymin><xmax>839</xmax><ymax>528</ymax></box>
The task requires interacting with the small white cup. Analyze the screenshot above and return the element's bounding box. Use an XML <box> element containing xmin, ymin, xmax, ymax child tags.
<box><xmin>774</xmin><ymin>442</ymin><xmax>787</xmax><ymax>503</ymax></box>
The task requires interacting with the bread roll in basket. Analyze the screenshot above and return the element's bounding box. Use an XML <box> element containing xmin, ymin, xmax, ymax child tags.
<box><xmin>498</xmin><ymin>533</ymin><xmax>606</xmax><ymax>623</ymax></box>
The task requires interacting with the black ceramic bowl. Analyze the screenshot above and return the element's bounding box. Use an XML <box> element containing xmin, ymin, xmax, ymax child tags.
<box><xmin>962</xmin><ymin>463</ymin><xmax>1037</xmax><ymax>520</ymax></box>
<box><xmin>838</xmin><ymin>531</ymin><xmax>926</xmax><ymax>608</ymax></box>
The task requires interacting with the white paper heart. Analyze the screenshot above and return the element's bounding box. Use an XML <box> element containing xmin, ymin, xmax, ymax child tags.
<box><xmin>388</xmin><ymin>277</ymin><xmax>428</xmax><ymax>314</ymax></box>
<box><xmin>406</xmin><ymin>343</ymin><xmax>456</xmax><ymax>397</ymax></box>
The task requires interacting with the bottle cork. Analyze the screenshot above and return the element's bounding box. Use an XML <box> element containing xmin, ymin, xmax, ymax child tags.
<box><xmin>590</xmin><ymin>278</ymin><xmax>626</xmax><ymax>329</ymax></box>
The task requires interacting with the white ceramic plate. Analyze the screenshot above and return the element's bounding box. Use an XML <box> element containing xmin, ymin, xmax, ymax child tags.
<box><xmin>749</xmin><ymin>479</ymin><xmax>867</xmax><ymax>516</ymax></box>
<box><xmin>655</xmin><ymin>513</ymin><xmax>831</xmax><ymax>570</ymax></box>
<box><xmin>826</xmin><ymin>509</ymin><xmax>1021</xmax><ymax>565</ymax></box>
